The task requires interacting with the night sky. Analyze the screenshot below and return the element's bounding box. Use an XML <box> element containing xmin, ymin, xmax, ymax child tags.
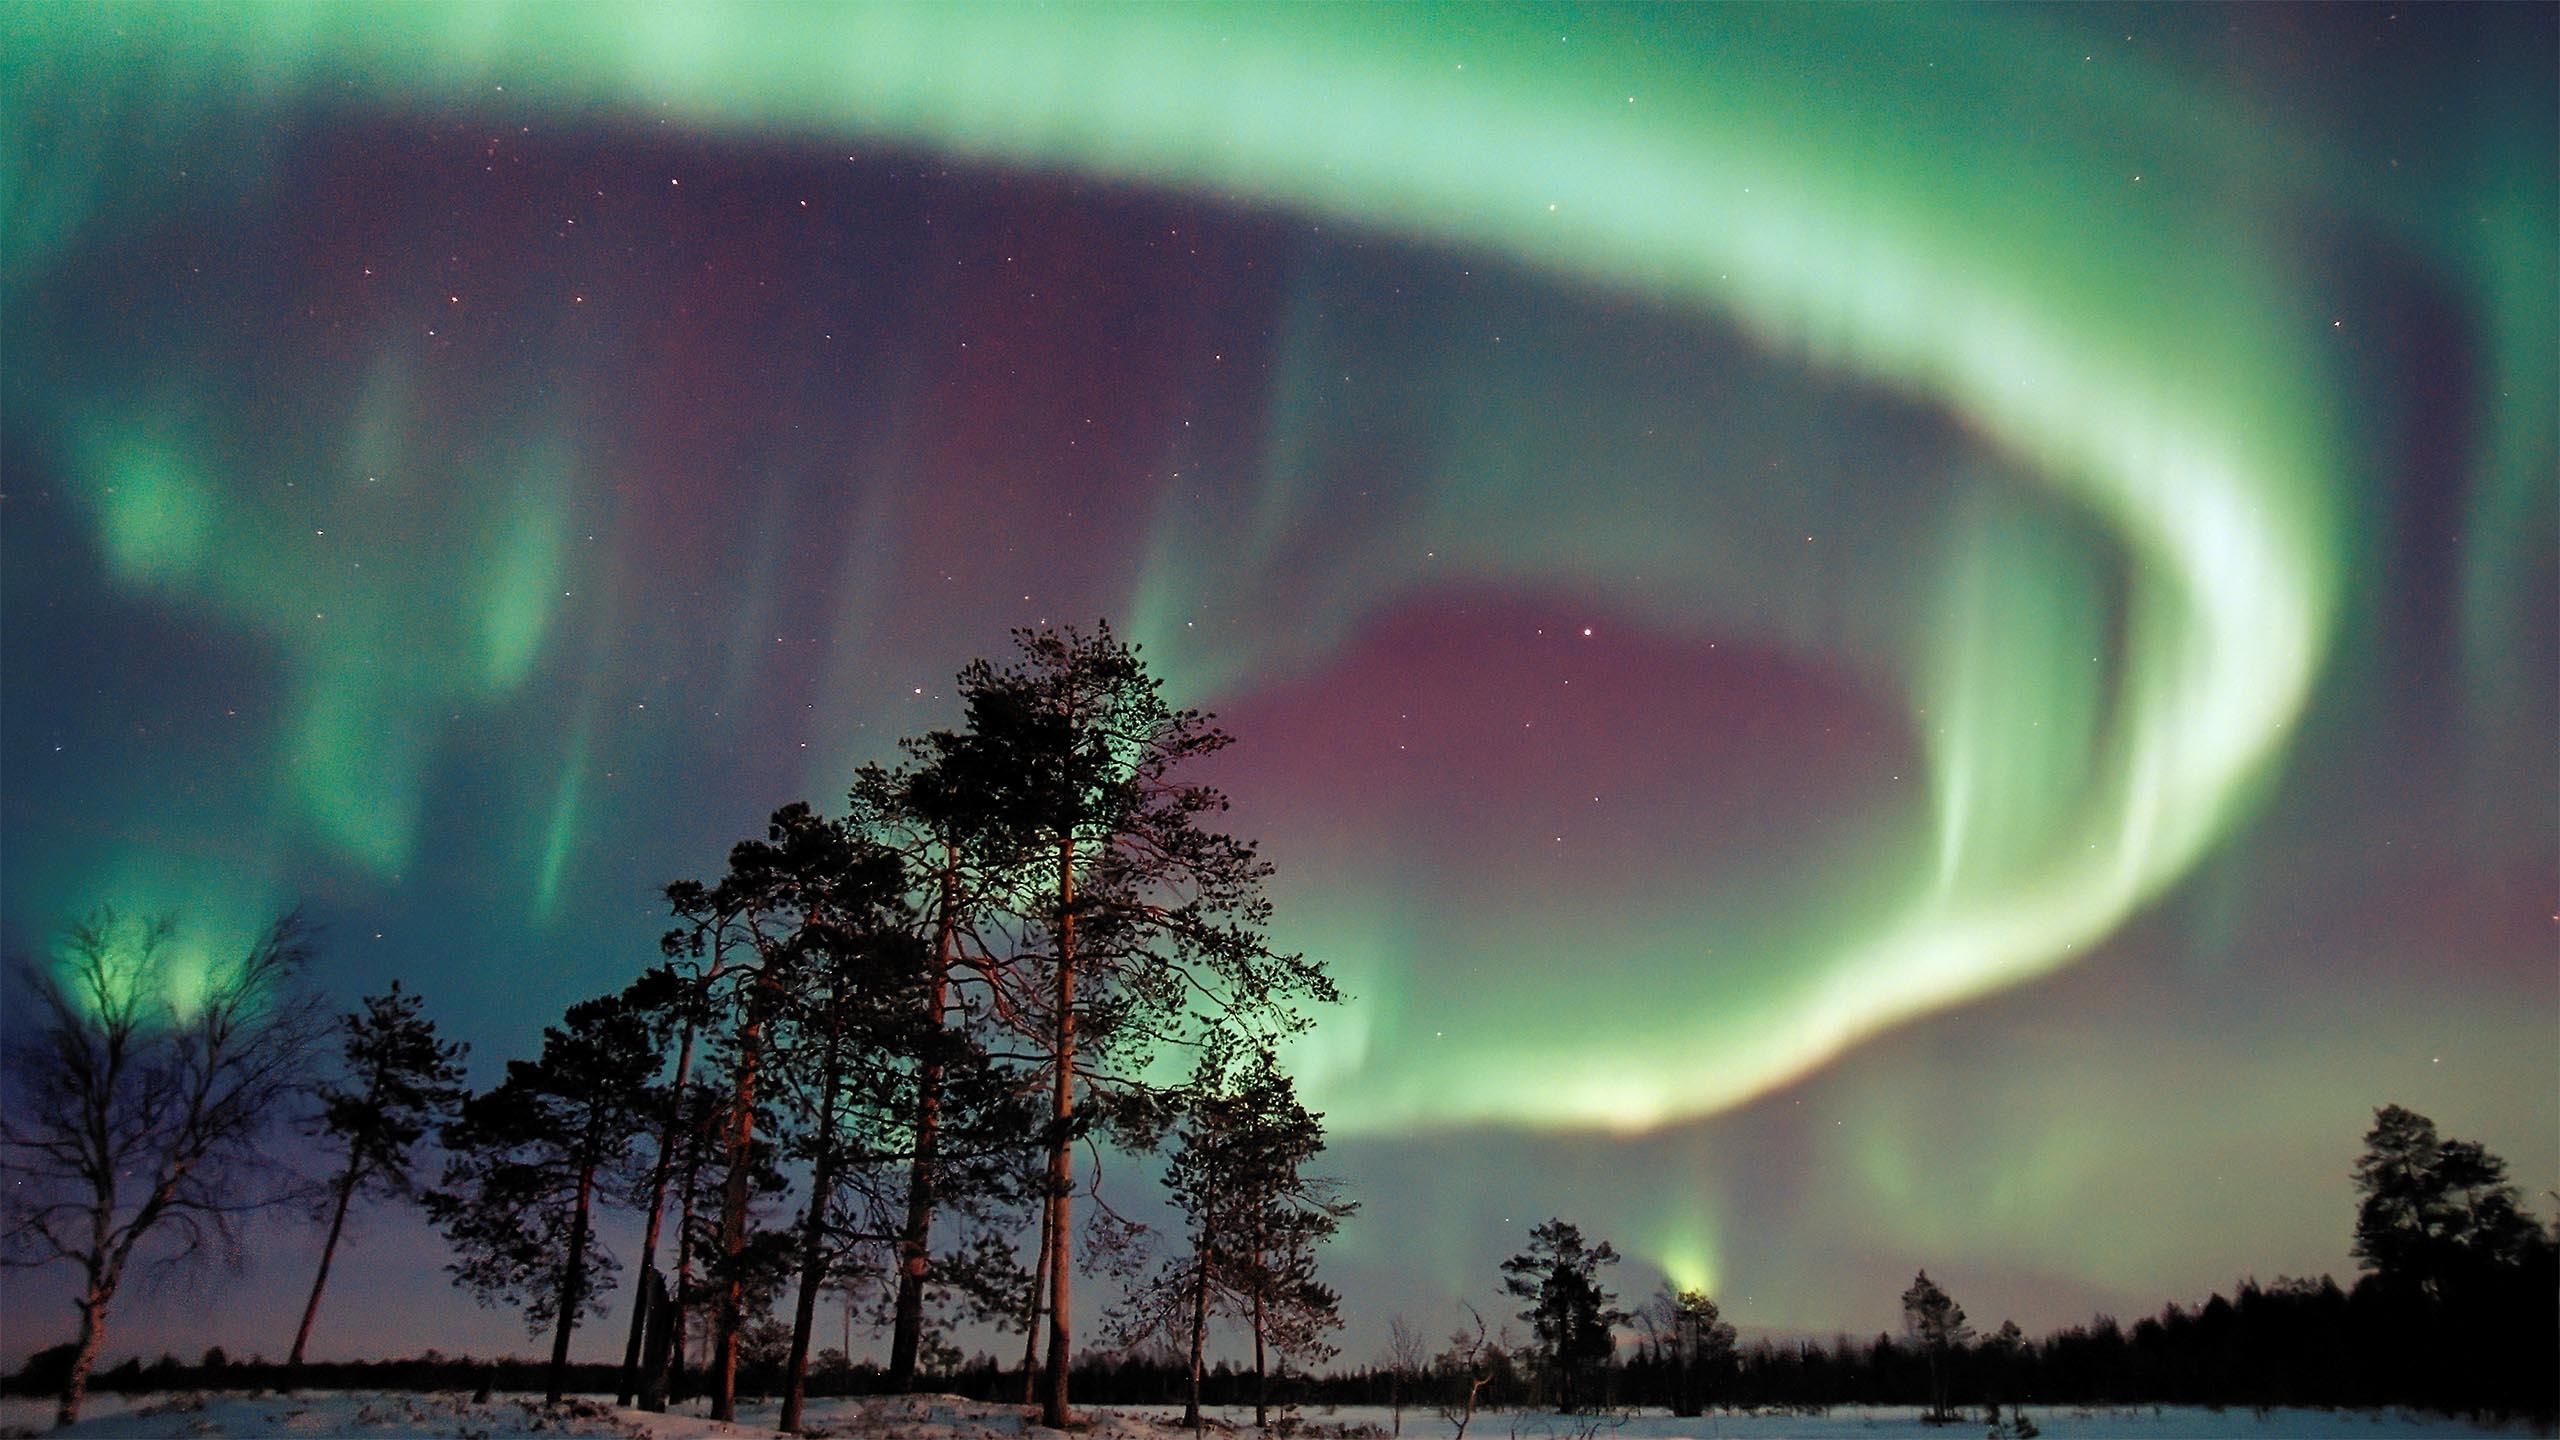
<box><xmin>3</xmin><ymin>3</ymin><xmax>2553</xmax><ymax>1364</ymax></box>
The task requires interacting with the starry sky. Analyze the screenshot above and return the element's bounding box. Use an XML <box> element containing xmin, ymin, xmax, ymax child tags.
<box><xmin>3</xmin><ymin>2</ymin><xmax>2553</xmax><ymax>1364</ymax></box>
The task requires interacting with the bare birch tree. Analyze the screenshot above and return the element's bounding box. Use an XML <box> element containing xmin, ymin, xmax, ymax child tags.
<box><xmin>1</xmin><ymin>908</ymin><xmax>320</xmax><ymax>1426</ymax></box>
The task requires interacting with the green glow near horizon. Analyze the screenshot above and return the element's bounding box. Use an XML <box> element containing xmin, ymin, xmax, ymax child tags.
<box><xmin>12</xmin><ymin>2</ymin><xmax>2545</xmax><ymax>1307</ymax></box>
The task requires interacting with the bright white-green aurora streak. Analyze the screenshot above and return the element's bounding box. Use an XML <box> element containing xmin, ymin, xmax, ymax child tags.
<box><xmin>4</xmin><ymin>3</ymin><xmax>2347</xmax><ymax>1135</ymax></box>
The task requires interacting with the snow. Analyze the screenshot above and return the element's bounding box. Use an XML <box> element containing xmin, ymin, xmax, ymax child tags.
<box><xmin>1155</xmin><ymin>1405</ymin><xmax>2547</xmax><ymax>1440</ymax></box>
<box><xmin>0</xmin><ymin>1395</ymin><xmax>2541</xmax><ymax>1440</ymax></box>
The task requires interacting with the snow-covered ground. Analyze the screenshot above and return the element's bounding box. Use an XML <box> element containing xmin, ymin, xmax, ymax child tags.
<box><xmin>0</xmin><ymin>1394</ymin><xmax>2543</xmax><ymax>1440</ymax></box>
<box><xmin>1161</xmin><ymin>1404</ymin><xmax>2547</xmax><ymax>1440</ymax></box>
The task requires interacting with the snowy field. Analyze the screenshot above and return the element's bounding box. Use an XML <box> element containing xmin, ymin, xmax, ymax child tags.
<box><xmin>1</xmin><ymin>1394</ymin><xmax>2546</xmax><ymax>1440</ymax></box>
<box><xmin>1161</xmin><ymin>1405</ymin><xmax>2551</xmax><ymax>1440</ymax></box>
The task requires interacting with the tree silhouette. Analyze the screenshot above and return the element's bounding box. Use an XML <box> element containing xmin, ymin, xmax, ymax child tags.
<box><xmin>849</xmin><ymin>744</ymin><xmax>1049</xmax><ymax>1393</ymax></box>
<box><xmin>663</xmin><ymin>802</ymin><xmax>867</xmax><ymax>1421</ymax></box>
<box><xmin>1</xmin><ymin>908</ymin><xmax>320</xmax><ymax>1427</ymax></box>
<box><xmin>2347</xmin><ymin>1104</ymin><xmax>2554</xmax><ymax>1417</ymax></box>
<box><xmin>1501</xmin><ymin>1218</ymin><xmax>1625</xmax><ymax>1413</ymax></box>
<box><xmin>613</xmin><ymin>963</ymin><xmax>708</xmax><ymax>1409</ymax></box>
<box><xmin>1900</xmin><ymin>1268</ymin><xmax>1971</xmax><ymax>1421</ymax></box>
<box><xmin>772</xmin><ymin>838</ymin><xmax>931</xmax><ymax>1435</ymax></box>
<box><xmin>1979</xmin><ymin>1318</ymin><xmax>2027</xmax><ymax>1405</ymax></box>
<box><xmin>954</xmin><ymin>622</ymin><xmax>1337</xmax><ymax>1427</ymax></box>
<box><xmin>1640</xmin><ymin>1282</ymin><xmax>1736</xmax><ymax>1417</ymax></box>
<box><xmin>288</xmin><ymin>982</ymin><xmax>467</xmax><ymax>1367</ymax></box>
<box><xmin>1211</xmin><ymin>1053</ymin><xmax>1351</xmax><ymax>1429</ymax></box>
<box><xmin>656</xmin><ymin>1069</ymin><xmax>787</xmax><ymax>1408</ymax></box>
<box><xmin>2352</xmin><ymin>1104</ymin><xmax>2538</xmax><ymax>1298</ymax></box>
<box><xmin>1134</xmin><ymin>1048</ymin><xmax>1352</xmax><ymax>1429</ymax></box>
<box><xmin>429</xmin><ymin>991</ymin><xmax>657</xmax><ymax>1403</ymax></box>
<box><xmin>1430</xmin><ymin>1305</ymin><xmax>1499</xmax><ymax>1439</ymax></box>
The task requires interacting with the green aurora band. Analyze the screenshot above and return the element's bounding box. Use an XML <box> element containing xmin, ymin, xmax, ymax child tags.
<box><xmin>4</xmin><ymin>4</ymin><xmax>2547</xmax><ymax>1232</ymax></box>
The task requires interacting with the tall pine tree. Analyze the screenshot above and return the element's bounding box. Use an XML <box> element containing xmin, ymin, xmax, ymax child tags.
<box><xmin>1899</xmin><ymin>1269</ymin><xmax>1971</xmax><ymax>1422</ymax></box>
<box><xmin>1640</xmin><ymin>1283</ymin><xmax>1736</xmax><ymax>1418</ymax></box>
<box><xmin>954</xmin><ymin>623</ymin><xmax>1338</xmax><ymax>1427</ymax></box>
<box><xmin>2352</xmin><ymin>1104</ymin><xmax>2539</xmax><ymax>1297</ymax></box>
<box><xmin>1501</xmin><ymin>1219</ymin><xmax>1625</xmax><ymax>1414</ymax></box>
<box><xmin>664</xmin><ymin>803</ymin><xmax>866</xmax><ymax>1421</ymax></box>
<box><xmin>773</xmin><ymin>840</ymin><xmax>928</xmax><ymax>1435</ymax></box>
<box><xmin>849</xmin><ymin>743</ymin><xmax>1045</xmax><ymax>1392</ymax></box>
<box><xmin>288</xmin><ymin>983</ymin><xmax>467</xmax><ymax>1366</ymax></box>
<box><xmin>429</xmin><ymin>992</ymin><xmax>657</xmax><ymax>1403</ymax></box>
<box><xmin>1209</xmin><ymin>1052</ymin><xmax>1351</xmax><ymax>1430</ymax></box>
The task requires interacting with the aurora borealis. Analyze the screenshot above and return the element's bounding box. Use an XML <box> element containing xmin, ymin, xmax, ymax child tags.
<box><xmin>3</xmin><ymin>0</ymin><xmax>2553</xmax><ymax>1361</ymax></box>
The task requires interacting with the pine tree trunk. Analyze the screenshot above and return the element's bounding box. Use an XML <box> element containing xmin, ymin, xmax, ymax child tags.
<box><xmin>1252</xmin><ymin>1269</ymin><xmax>1269</xmax><ymax>1430</ymax></box>
<box><xmin>1184</xmin><ymin>1251</ymin><xmax>1211</xmax><ymax>1430</ymax></box>
<box><xmin>885</xmin><ymin>1051</ymin><xmax>939</xmax><ymax>1381</ymax></box>
<box><xmin>712</xmin><ymin>980</ymin><xmax>772</xmax><ymax>1422</ymax></box>
<box><xmin>56</xmin><ymin>1278</ymin><xmax>110</xmax><ymax>1428</ymax></box>
<box><xmin>617</xmin><ymin>1270</ymin><xmax>656</xmax><ymax>1409</ymax></box>
<box><xmin>780</xmin><ymin>1012</ymin><xmax>847</xmax><ymax>1435</ymax></box>
<box><xmin>1017</xmin><ymin>1195</ymin><xmax>1049</xmax><ymax>1405</ymax></box>
<box><xmin>1039</xmin><ymin>836</ymin><xmax>1077</xmax><ymax>1429</ymax></box>
<box><xmin>889</xmin><ymin>849</ymin><xmax>957</xmax><ymax>1391</ymax></box>
<box><xmin>648</xmin><ymin>1172</ymin><xmax>699</xmax><ymax>1412</ymax></box>
<box><xmin>549</xmin><ymin>1159</ymin><xmax>598</xmax><ymax>1405</ymax></box>
<box><xmin>288</xmin><ymin>1166</ymin><xmax>360</xmax><ymax>1367</ymax></box>
<box><xmin>623</xmin><ymin>968</ymin><xmax>715</xmax><ymax>1406</ymax></box>
<box><xmin>1672</xmin><ymin>1317</ymin><xmax>1693</xmax><ymax>1418</ymax></box>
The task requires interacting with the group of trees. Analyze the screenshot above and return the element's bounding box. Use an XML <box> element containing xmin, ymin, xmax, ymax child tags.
<box><xmin>1107</xmin><ymin>1048</ymin><xmax>1354</xmax><ymax>1430</ymax></box>
<box><xmin>1429</xmin><ymin>1218</ymin><xmax>1736</xmax><ymax>1423</ymax></box>
<box><xmin>0</xmin><ymin>917</ymin><xmax>487</xmax><ymax>1428</ymax></box>
<box><xmin>421</xmin><ymin>623</ymin><xmax>1347</xmax><ymax>1431</ymax></box>
<box><xmin>3</xmin><ymin>623</ymin><xmax>1352</xmax><ymax>1433</ymax></box>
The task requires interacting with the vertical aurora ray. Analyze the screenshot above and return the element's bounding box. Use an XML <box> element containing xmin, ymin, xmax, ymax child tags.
<box><xmin>532</xmin><ymin>711</ymin><xmax>591</xmax><ymax>924</ymax></box>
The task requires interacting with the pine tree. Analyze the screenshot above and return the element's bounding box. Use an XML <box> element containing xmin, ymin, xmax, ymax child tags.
<box><xmin>1501</xmin><ymin>1219</ymin><xmax>1626</xmax><ymax>1413</ymax></box>
<box><xmin>1980</xmin><ymin>1319</ymin><xmax>2027</xmax><ymax>1406</ymax></box>
<box><xmin>1215</xmin><ymin>1054</ymin><xmax>1351</xmax><ymax>1430</ymax></box>
<box><xmin>2352</xmin><ymin>1104</ymin><xmax>2538</xmax><ymax>1298</ymax></box>
<box><xmin>659</xmin><ymin>1071</ymin><xmax>788</xmax><ymax>1408</ymax></box>
<box><xmin>850</xmin><ymin>744</ymin><xmax>1048</xmax><ymax>1392</ymax></box>
<box><xmin>1137</xmin><ymin>1049</ymin><xmax>1352</xmax><ymax>1429</ymax></box>
<box><xmin>1900</xmin><ymin>1269</ymin><xmax>1971</xmax><ymax>1421</ymax></box>
<box><xmin>664</xmin><ymin>802</ymin><xmax>866</xmax><ymax>1421</ymax></box>
<box><xmin>2355</xmin><ymin>1105</ymin><xmax>2451</xmax><ymax>1291</ymax></box>
<box><xmin>953</xmin><ymin>623</ymin><xmax>1338</xmax><ymax>1427</ymax></box>
<box><xmin>288</xmin><ymin>982</ymin><xmax>467</xmax><ymax>1367</ymax></box>
<box><xmin>774</xmin><ymin>841</ymin><xmax>929</xmax><ymax>1435</ymax></box>
<box><xmin>1641</xmin><ymin>1283</ymin><xmax>1736</xmax><ymax>1417</ymax></box>
<box><xmin>429</xmin><ymin>992</ymin><xmax>659</xmax><ymax>1403</ymax></box>
<box><xmin>614</xmin><ymin>963</ymin><xmax>708</xmax><ymax>1409</ymax></box>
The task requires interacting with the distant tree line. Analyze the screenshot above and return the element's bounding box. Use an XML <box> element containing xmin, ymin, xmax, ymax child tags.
<box><xmin>1318</xmin><ymin>1107</ymin><xmax>2553</xmax><ymax>1428</ymax></box>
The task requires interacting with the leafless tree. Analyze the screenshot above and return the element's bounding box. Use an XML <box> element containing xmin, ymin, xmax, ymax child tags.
<box><xmin>1386</xmin><ymin>1312</ymin><xmax>1429</xmax><ymax>1436</ymax></box>
<box><xmin>1435</xmin><ymin>1305</ymin><xmax>1497</xmax><ymax>1440</ymax></box>
<box><xmin>1</xmin><ymin>908</ymin><xmax>321</xmax><ymax>1426</ymax></box>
